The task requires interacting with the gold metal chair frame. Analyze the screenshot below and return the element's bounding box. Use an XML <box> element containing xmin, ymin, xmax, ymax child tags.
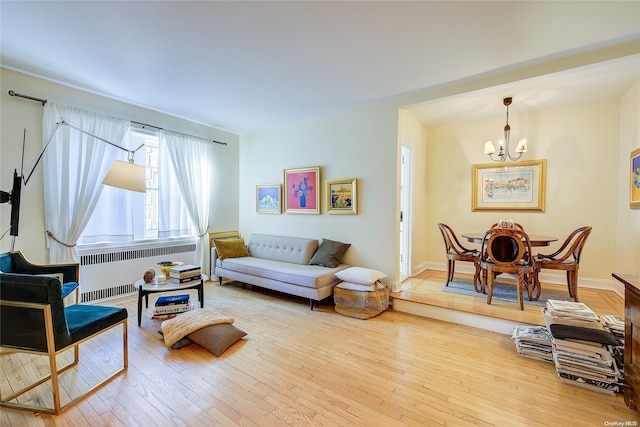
<box><xmin>0</xmin><ymin>300</ymin><xmax>128</xmax><ymax>415</ymax></box>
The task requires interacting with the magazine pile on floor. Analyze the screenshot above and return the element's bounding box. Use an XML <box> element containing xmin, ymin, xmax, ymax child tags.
<box><xmin>512</xmin><ymin>299</ymin><xmax>624</xmax><ymax>396</ymax></box>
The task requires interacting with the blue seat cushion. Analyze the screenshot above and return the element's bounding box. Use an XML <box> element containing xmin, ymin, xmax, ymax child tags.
<box><xmin>62</xmin><ymin>282</ymin><xmax>79</xmax><ymax>299</ymax></box>
<box><xmin>65</xmin><ymin>305</ymin><xmax>128</xmax><ymax>343</ymax></box>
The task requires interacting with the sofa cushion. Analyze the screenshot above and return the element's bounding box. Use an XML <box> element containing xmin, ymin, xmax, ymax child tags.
<box><xmin>214</xmin><ymin>238</ymin><xmax>250</xmax><ymax>260</ymax></box>
<box><xmin>217</xmin><ymin>256</ymin><xmax>346</xmax><ymax>289</ymax></box>
<box><xmin>309</xmin><ymin>238</ymin><xmax>351</xmax><ymax>268</ymax></box>
<box><xmin>247</xmin><ymin>234</ymin><xmax>318</xmax><ymax>265</ymax></box>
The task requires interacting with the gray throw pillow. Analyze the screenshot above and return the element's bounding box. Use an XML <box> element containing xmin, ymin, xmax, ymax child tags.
<box><xmin>309</xmin><ymin>238</ymin><xmax>351</xmax><ymax>268</ymax></box>
<box><xmin>188</xmin><ymin>323</ymin><xmax>247</xmax><ymax>356</ymax></box>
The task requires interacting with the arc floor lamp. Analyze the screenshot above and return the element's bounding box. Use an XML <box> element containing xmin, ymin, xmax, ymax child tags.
<box><xmin>1</xmin><ymin>120</ymin><xmax>145</xmax><ymax>250</ymax></box>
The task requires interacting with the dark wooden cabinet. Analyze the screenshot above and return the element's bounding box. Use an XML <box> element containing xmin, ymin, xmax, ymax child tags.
<box><xmin>613</xmin><ymin>273</ymin><xmax>640</xmax><ymax>410</ymax></box>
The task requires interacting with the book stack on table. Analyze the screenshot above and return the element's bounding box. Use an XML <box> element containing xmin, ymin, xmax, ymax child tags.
<box><xmin>544</xmin><ymin>299</ymin><xmax>622</xmax><ymax>396</ymax></box>
<box><xmin>169</xmin><ymin>264</ymin><xmax>201</xmax><ymax>284</ymax></box>
<box><xmin>152</xmin><ymin>294</ymin><xmax>191</xmax><ymax>319</ymax></box>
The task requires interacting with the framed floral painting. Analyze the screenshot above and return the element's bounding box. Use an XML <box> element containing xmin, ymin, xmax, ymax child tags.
<box><xmin>284</xmin><ymin>166</ymin><xmax>320</xmax><ymax>214</ymax></box>
<box><xmin>631</xmin><ymin>148</ymin><xmax>640</xmax><ymax>209</ymax></box>
<box><xmin>256</xmin><ymin>184</ymin><xmax>281</xmax><ymax>214</ymax></box>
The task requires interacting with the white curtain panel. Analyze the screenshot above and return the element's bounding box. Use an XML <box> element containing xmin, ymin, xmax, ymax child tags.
<box><xmin>158</xmin><ymin>140</ymin><xmax>193</xmax><ymax>238</ymax></box>
<box><xmin>42</xmin><ymin>103</ymin><xmax>128</xmax><ymax>263</ymax></box>
<box><xmin>162</xmin><ymin>130</ymin><xmax>213</xmax><ymax>276</ymax></box>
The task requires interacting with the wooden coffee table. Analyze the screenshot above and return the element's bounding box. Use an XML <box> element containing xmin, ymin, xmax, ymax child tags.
<box><xmin>133</xmin><ymin>277</ymin><xmax>204</xmax><ymax>326</ymax></box>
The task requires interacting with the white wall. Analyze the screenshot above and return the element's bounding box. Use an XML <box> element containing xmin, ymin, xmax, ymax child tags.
<box><xmin>239</xmin><ymin>102</ymin><xmax>400</xmax><ymax>280</ymax></box>
<box><xmin>617</xmin><ymin>80</ymin><xmax>640</xmax><ymax>273</ymax></box>
<box><xmin>421</xmin><ymin>99</ymin><xmax>627</xmax><ymax>284</ymax></box>
<box><xmin>0</xmin><ymin>68</ymin><xmax>240</xmax><ymax>263</ymax></box>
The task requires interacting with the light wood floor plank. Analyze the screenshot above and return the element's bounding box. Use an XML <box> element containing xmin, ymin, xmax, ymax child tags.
<box><xmin>1</xmin><ymin>272</ymin><xmax>636</xmax><ymax>426</ymax></box>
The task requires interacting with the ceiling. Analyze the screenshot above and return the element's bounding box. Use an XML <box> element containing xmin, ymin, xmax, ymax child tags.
<box><xmin>1</xmin><ymin>1</ymin><xmax>639</xmax><ymax>134</ymax></box>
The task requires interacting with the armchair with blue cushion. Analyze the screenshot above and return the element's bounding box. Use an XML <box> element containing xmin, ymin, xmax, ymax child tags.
<box><xmin>0</xmin><ymin>266</ymin><xmax>128</xmax><ymax>414</ymax></box>
<box><xmin>0</xmin><ymin>250</ymin><xmax>80</xmax><ymax>303</ymax></box>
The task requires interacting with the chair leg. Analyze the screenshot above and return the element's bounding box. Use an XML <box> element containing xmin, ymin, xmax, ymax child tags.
<box><xmin>569</xmin><ymin>271</ymin><xmax>579</xmax><ymax>302</ymax></box>
<box><xmin>486</xmin><ymin>268</ymin><xmax>494</xmax><ymax>305</ymax></box>
<box><xmin>517</xmin><ymin>271</ymin><xmax>524</xmax><ymax>310</ymax></box>
<box><xmin>445</xmin><ymin>260</ymin><xmax>454</xmax><ymax>286</ymax></box>
<box><xmin>473</xmin><ymin>263</ymin><xmax>481</xmax><ymax>293</ymax></box>
<box><xmin>566</xmin><ymin>271</ymin><xmax>573</xmax><ymax>298</ymax></box>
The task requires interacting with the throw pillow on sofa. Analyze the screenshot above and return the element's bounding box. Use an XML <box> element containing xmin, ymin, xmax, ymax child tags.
<box><xmin>214</xmin><ymin>238</ymin><xmax>250</xmax><ymax>260</ymax></box>
<box><xmin>309</xmin><ymin>238</ymin><xmax>351</xmax><ymax>268</ymax></box>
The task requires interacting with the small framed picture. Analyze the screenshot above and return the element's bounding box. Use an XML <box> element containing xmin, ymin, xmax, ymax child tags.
<box><xmin>631</xmin><ymin>147</ymin><xmax>640</xmax><ymax>209</ymax></box>
<box><xmin>284</xmin><ymin>166</ymin><xmax>320</xmax><ymax>214</ymax></box>
<box><xmin>326</xmin><ymin>178</ymin><xmax>357</xmax><ymax>215</ymax></box>
<box><xmin>256</xmin><ymin>184</ymin><xmax>281</xmax><ymax>214</ymax></box>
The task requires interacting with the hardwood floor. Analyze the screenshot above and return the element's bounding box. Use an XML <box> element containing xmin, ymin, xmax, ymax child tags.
<box><xmin>391</xmin><ymin>270</ymin><xmax>624</xmax><ymax>326</ymax></box>
<box><xmin>1</xmin><ymin>273</ymin><xmax>636</xmax><ymax>426</ymax></box>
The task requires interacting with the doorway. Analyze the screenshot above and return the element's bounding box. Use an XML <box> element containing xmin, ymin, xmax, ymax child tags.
<box><xmin>400</xmin><ymin>144</ymin><xmax>413</xmax><ymax>282</ymax></box>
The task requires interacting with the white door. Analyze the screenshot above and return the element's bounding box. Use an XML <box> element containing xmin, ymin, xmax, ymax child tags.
<box><xmin>400</xmin><ymin>145</ymin><xmax>413</xmax><ymax>282</ymax></box>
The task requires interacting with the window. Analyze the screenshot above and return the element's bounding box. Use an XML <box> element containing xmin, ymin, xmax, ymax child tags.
<box><xmin>78</xmin><ymin>127</ymin><xmax>194</xmax><ymax>245</ymax></box>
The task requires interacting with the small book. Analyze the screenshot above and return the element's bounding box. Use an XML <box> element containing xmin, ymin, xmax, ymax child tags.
<box><xmin>153</xmin><ymin>303</ymin><xmax>191</xmax><ymax>315</ymax></box>
<box><xmin>170</xmin><ymin>269</ymin><xmax>201</xmax><ymax>279</ymax></box>
<box><xmin>169</xmin><ymin>264</ymin><xmax>201</xmax><ymax>273</ymax></box>
<box><xmin>169</xmin><ymin>276</ymin><xmax>201</xmax><ymax>284</ymax></box>
<box><xmin>155</xmin><ymin>294</ymin><xmax>190</xmax><ymax>306</ymax></box>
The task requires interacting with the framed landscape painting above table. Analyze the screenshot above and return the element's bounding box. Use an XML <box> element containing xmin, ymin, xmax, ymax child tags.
<box><xmin>472</xmin><ymin>159</ymin><xmax>546</xmax><ymax>212</ymax></box>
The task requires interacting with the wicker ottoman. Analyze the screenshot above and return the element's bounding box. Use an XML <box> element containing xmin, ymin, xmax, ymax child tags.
<box><xmin>333</xmin><ymin>281</ymin><xmax>389</xmax><ymax>319</ymax></box>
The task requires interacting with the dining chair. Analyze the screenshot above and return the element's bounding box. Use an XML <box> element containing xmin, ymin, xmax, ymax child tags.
<box><xmin>480</xmin><ymin>227</ymin><xmax>536</xmax><ymax>310</ymax></box>
<box><xmin>533</xmin><ymin>226</ymin><xmax>592</xmax><ymax>302</ymax></box>
<box><xmin>0</xmin><ymin>273</ymin><xmax>128</xmax><ymax>414</ymax></box>
<box><xmin>437</xmin><ymin>223</ymin><xmax>481</xmax><ymax>291</ymax></box>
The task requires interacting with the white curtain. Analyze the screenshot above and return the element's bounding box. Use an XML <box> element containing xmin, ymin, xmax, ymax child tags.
<box><xmin>43</xmin><ymin>103</ymin><xmax>129</xmax><ymax>263</ymax></box>
<box><xmin>162</xmin><ymin>130</ymin><xmax>213</xmax><ymax>276</ymax></box>
<box><xmin>158</xmin><ymin>140</ymin><xmax>192</xmax><ymax>238</ymax></box>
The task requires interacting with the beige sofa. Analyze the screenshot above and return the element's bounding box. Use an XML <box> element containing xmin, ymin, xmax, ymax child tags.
<box><xmin>212</xmin><ymin>233</ymin><xmax>349</xmax><ymax>309</ymax></box>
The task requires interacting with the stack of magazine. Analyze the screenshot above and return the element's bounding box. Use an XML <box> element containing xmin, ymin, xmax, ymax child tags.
<box><xmin>543</xmin><ymin>299</ymin><xmax>602</xmax><ymax>329</ymax></box>
<box><xmin>511</xmin><ymin>325</ymin><xmax>553</xmax><ymax>363</ymax></box>
<box><xmin>544</xmin><ymin>300</ymin><xmax>622</xmax><ymax>396</ymax></box>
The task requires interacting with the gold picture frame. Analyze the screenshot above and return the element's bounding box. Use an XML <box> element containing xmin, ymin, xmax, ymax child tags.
<box><xmin>326</xmin><ymin>178</ymin><xmax>357</xmax><ymax>215</ymax></box>
<box><xmin>472</xmin><ymin>159</ymin><xmax>546</xmax><ymax>212</ymax></box>
<box><xmin>256</xmin><ymin>184</ymin><xmax>281</xmax><ymax>214</ymax></box>
<box><xmin>631</xmin><ymin>148</ymin><xmax>640</xmax><ymax>209</ymax></box>
<box><xmin>284</xmin><ymin>166</ymin><xmax>320</xmax><ymax>214</ymax></box>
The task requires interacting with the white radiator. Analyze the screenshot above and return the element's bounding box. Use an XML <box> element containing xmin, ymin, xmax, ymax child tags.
<box><xmin>79</xmin><ymin>243</ymin><xmax>196</xmax><ymax>302</ymax></box>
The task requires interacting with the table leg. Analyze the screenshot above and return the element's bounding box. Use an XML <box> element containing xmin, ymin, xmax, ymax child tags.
<box><xmin>199</xmin><ymin>281</ymin><xmax>204</xmax><ymax>308</ymax></box>
<box><xmin>137</xmin><ymin>288</ymin><xmax>143</xmax><ymax>327</ymax></box>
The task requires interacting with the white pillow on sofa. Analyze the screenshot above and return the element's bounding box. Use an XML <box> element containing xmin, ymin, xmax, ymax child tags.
<box><xmin>335</xmin><ymin>267</ymin><xmax>387</xmax><ymax>285</ymax></box>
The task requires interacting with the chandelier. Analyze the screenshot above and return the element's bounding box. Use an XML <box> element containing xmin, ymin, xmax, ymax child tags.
<box><xmin>483</xmin><ymin>97</ymin><xmax>527</xmax><ymax>162</ymax></box>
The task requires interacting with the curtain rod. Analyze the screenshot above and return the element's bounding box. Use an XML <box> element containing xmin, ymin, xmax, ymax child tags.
<box><xmin>131</xmin><ymin>120</ymin><xmax>227</xmax><ymax>146</ymax></box>
<box><xmin>8</xmin><ymin>90</ymin><xmax>47</xmax><ymax>106</ymax></box>
<box><xmin>8</xmin><ymin>90</ymin><xmax>227</xmax><ymax>146</ymax></box>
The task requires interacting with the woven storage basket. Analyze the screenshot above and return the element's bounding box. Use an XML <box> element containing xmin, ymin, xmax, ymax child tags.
<box><xmin>333</xmin><ymin>281</ymin><xmax>389</xmax><ymax>319</ymax></box>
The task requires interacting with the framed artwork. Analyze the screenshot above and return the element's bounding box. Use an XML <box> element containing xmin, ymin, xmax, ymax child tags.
<box><xmin>631</xmin><ymin>148</ymin><xmax>640</xmax><ymax>209</ymax></box>
<box><xmin>256</xmin><ymin>184</ymin><xmax>281</xmax><ymax>214</ymax></box>
<box><xmin>326</xmin><ymin>178</ymin><xmax>357</xmax><ymax>215</ymax></box>
<box><xmin>284</xmin><ymin>166</ymin><xmax>320</xmax><ymax>214</ymax></box>
<box><xmin>472</xmin><ymin>159</ymin><xmax>546</xmax><ymax>212</ymax></box>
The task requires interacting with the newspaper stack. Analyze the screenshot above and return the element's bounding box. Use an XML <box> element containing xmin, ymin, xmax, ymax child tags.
<box><xmin>549</xmin><ymin>320</ymin><xmax>622</xmax><ymax>396</ymax></box>
<box><xmin>511</xmin><ymin>325</ymin><xmax>553</xmax><ymax>363</ymax></box>
<box><xmin>601</xmin><ymin>314</ymin><xmax>625</xmax><ymax>374</ymax></box>
<box><xmin>543</xmin><ymin>299</ymin><xmax>603</xmax><ymax>330</ymax></box>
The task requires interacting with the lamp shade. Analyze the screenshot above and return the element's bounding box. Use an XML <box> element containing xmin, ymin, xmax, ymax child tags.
<box><xmin>483</xmin><ymin>140</ymin><xmax>496</xmax><ymax>155</ymax></box>
<box><xmin>102</xmin><ymin>160</ymin><xmax>146</xmax><ymax>193</ymax></box>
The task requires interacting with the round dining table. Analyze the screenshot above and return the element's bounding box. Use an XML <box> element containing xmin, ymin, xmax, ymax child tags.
<box><xmin>461</xmin><ymin>232</ymin><xmax>558</xmax><ymax>247</ymax></box>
